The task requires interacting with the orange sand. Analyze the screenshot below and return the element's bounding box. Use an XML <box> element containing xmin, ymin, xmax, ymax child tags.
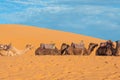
<box><xmin>0</xmin><ymin>24</ymin><xmax>120</xmax><ymax>80</ymax></box>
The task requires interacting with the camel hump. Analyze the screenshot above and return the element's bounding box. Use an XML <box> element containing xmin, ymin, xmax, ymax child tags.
<box><xmin>40</xmin><ymin>43</ymin><xmax>55</xmax><ymax>49</ymax></box>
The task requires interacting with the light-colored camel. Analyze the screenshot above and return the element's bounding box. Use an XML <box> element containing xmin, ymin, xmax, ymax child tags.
<box><xmin>0</xmin><ymin>44</ymin><xmax>33</xmax><ymax>56</ymax></box>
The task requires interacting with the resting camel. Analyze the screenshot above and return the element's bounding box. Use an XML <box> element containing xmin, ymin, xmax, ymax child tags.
<box><xmin>114</xmin><ymin>40</ymin><xmax>120</xmax><ymax>56</ymax></box>
<box><xmin>60</xmin><ymin>43</ymin><xmax>98</xmax><ymax>55</ymax></box>
<box><xmin>35</xmin><ymin>43</ymin><xmax>60</xmax><ymax>55</ymax></box>
<box><xmin>96</xmin><ymin>40</ymin><xmax>116</xmax><ymax>56</ymax></box>
<box><xmin>0</xmin><ymin>44</ymin><xmax>33</xmax><ymax>56</ymax></box>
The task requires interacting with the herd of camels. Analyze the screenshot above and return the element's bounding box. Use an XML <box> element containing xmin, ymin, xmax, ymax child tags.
<box><xmin>0</xmin><ymin>40</ymin><xmax>120</xmax><ymax>56</ymax></box>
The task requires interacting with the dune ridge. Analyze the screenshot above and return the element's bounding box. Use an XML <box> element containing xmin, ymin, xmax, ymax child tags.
<box><xmin>0</xmin><ymin>24</ymin><xmax>120</xmax><ymax>80</ymax></box>
<box><xmin>0</xmin><ymin>24</ymin><xmax>103</xmax><ymax>48</ymax></box>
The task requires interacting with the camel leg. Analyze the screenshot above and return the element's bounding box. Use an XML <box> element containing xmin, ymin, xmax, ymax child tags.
<box><xmin>81</xmin><ymin>48</ymin><xmax>86</xmax><ymax>55</ymax></box>
<box><xmin>7</xmin><ymin>51</ymin><xmax>10</xmax><ymax>56</ymax></box>
<box><xmin>8</xmin><ymin>51</ymin><xmax>15</xmax><ymax>56</ymax></box>
<box><xmin>0</xmin><ymin>52</ymin><xmax>2</xmax><ymax>56</ymax></box>
<box><xmin>62</xmin><ymin>51</ymin><xmax>66</xmax><ymax>55</ymax></box>
<box><xmin>81</xmin><ymin>49</ymin><xmax>84</xmax><ymax>55</ymax></box>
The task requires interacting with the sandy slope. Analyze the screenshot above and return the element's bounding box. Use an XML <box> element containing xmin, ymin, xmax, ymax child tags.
<box><xmin>0</xmin><ymin>24</ymin><xmax>120</xmax><ymax>80</ymax></box>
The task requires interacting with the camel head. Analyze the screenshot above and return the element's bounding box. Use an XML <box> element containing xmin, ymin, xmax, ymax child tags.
<box><xmin>0</xmin><ymin>43</ymin><xmax>12</xmax><ymax>51</ymax></box>
<box><xmin>25</xmin><ymin>44</ymin><xmax>33</xmax><ymax>50</ymax></box>
<box><xmin>61</xmin><ymin>43</ymin><xmax>69</xmax><ymax>50</ymax></box>
<box><xmin>88</xmin><ymin>43</ymin><xmax>98</xmax><ymax>54</ymax></box>
<box><xmin>60</xmin><ymin>43</ymin><xmax>69</xmax><ymax>55</ymax></box>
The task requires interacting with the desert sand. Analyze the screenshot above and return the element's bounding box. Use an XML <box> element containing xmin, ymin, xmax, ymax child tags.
<box><xmin>0</xmin><ymin>24</ymin><xmax>120</xmax><ymax>80</ymax></box>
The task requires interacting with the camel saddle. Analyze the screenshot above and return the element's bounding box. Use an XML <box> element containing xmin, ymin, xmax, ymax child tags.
<box><xmin>71</xmin><ymin>43</ymin><xmax>84</xmax><ymax>49</ymax></box>
<box><xmin>40</xmin><ymin>43</ymin><xmax>55</xmax><ymax>49</ymax></box>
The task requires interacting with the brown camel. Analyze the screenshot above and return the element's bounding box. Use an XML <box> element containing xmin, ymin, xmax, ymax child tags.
<box><xmin>35</xmin><ymin>43</ymin><xmax>60</xmax><ymax>55</ymax></box>
<box><xmin>96</xmin><ymin>40</ymin><xmax>116</xmax><ymax>56</ymax></box>
<box><xmin>114</xmin><ymin>40</ymin><xmax>120</xmax><ymax>56</ymax></box>
<box><xmin>61</xmin><ymin>43</ymin><xmax>98</xmax><ymax>55</ymax></box>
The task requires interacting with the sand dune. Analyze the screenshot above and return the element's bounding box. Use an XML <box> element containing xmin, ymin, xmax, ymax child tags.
<box><xmin>0</xmin><ymin>24</ymin><xmax>120</xmax><ymax>80</ymax></box>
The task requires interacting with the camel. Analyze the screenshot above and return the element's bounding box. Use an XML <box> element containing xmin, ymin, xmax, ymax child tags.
<box><xmin>114</xmin><ymin>40</ymin><xmax>120</xmax><ymax>56</ymax></box>
<box><xmin>35</xmin><ymin>43</ymin><xmax>60</xmax><ymax>55</ymax></box>
<box><xmin>0</xmin><ymin>44</ymin><xmax>33</xmax><ymax>56</ymax></box>
<box><xmin>96</xmin><ymin>40</ymin><xmax>116</xmax><ymax>56</ymax></box>
<box><xmin>60</xmin><ymin>43</ymin><xmax>98</xmax><ymax>55</ymax></box>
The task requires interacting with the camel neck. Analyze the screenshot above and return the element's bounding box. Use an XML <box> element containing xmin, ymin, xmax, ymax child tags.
<box><xmin>10</xmin><ymin>46</ymin><xmax>30</xmax><ymax>55</ymax></box>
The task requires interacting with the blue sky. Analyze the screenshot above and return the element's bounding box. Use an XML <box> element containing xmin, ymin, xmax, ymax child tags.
<box><xmin>0</xmin><ymin>0</ymin><xmax>120</xmax><ymax>41</ymax></box>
